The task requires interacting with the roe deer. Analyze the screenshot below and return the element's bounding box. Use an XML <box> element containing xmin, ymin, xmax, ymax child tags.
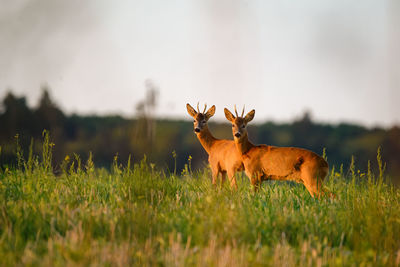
<box><xmin>224</xmin><ymin>106</ymin><xmax>329</xmax><ymax>198</ymax></box>
<box><xmin>186</xmin><ymin>103</ymin><xmax>244</xmax><ymax>189</ymax></box>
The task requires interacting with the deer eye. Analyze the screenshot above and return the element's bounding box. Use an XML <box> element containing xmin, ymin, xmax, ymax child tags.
<box><xmin>232</xmin><ymin>124</ymin><xmax>234</xmax><ymax>127</ymax></box>
<box><xmin>193</xmin><ymin>120</ymin><xmax>196</xmax><ymax>123</ymax></box>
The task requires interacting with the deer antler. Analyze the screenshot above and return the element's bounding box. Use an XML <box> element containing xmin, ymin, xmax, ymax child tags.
<box><xmin>234</xmin><ymin>105</ymin><xmax>238</xmax><ymax>117</ymax></box>
<box><xmin>203</xmin><ymin>104</ymin><xmax>207</xmax><ymax>113</ymax></box>
<box><xmin>241</xmin><ymin>105</ymin><xmax>245</xmax><ymax>117</ymax></box>
<box><xmin>197</xmin><ymin>102</ymin><xmax>200</xmax><ymax>113</ymax></box>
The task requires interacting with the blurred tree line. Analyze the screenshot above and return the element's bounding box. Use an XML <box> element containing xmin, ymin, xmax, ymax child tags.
<box><xmin>0</xmin><ymin>88</ymin><xmax>399</xmax><ymax>184</ymax></box>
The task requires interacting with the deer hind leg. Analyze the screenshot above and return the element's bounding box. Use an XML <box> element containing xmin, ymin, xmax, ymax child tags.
<box><xmin>303</xmin><ymin>181</ymin><xmax>320</xmax><ymax>198</ymax></box>
<box><xmin>301</xmin><ymin>163</ymin><xmax>328</xmax><ymax>198</ymax></box>
<box><xmin>244</xmin><ymin>169</ymin><xmax>260</xmax><ymax>192</ymax></box>
<box><xmin>250</xmin><ymin>172</ymin><xmax>262</xmax><ymax>192</ymax></box>
<box><xmin>251</xmin><ymin>178</ymin><xmax>261</xmax><ymax>192</ymax></box>
<box><xmin>220</xmin><ymin>171</ymin><xmax>227</xmax><ymax>188</ymax></box>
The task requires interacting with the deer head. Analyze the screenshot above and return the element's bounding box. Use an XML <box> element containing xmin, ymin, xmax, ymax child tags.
<box><xmin>186</xmin><ymin>103</ymin><xmax>216</xmax><ymax>134</ymax></box>
<box><xmin>224</xmin><ymin>106</ymin><xmax>255</xmax><ymax>140</ymax></box>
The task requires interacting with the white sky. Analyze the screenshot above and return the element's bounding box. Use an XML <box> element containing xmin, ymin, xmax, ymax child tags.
<box><xmin>0</xmin><ymin>0</ymin><xmax>399</xmax><ymax>127</ymax></box>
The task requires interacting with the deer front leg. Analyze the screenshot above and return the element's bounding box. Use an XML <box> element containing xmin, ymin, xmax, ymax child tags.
<box><xmin>227</xmin><ymin>170</ymin><xmax>238</xmax><ymax>190</ymax></box>
<box><xmin>210</xmin><ymin>165</ymin><xmax>219</xmax><ymax>187</ymax></box>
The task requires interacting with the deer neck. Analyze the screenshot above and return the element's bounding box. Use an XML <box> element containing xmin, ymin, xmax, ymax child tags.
<box><xmin>234</xmin><ymin>133</ymin><xmax>254</xmax><ymax>155</ymax></box>
<box><xmin>196</xmin><ymin>126</ymin><xmax>217</xmax><ymax>154</ymax></box>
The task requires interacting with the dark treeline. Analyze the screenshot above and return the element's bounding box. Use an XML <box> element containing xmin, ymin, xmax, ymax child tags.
<box><xmin>1</xmin><ymin>89</ymin><xmax>399</xmax><ymax>184</ymax></box>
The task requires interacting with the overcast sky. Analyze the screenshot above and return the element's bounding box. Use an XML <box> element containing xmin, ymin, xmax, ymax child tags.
<box><xmin>1</xmin><ymin>0</ymin><xmax>399</xmax><ymax>127</ymax></box>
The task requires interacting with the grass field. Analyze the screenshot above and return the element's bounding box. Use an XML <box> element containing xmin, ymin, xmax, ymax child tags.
<box><xmin>0</xmin><ymin>136</ymin><xmax>399</xmax><ymax>266</ymax></box>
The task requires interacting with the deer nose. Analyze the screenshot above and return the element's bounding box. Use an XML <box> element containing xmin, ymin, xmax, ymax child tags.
<box><xmin>234</xmin><ymin>132</ymin><xmax>241</xmax><ymax>138</ymax></box>
<box><xmin>194</xmin><ymin>128</ymin><xmax>201</xmax><ymax>133</ymax></box>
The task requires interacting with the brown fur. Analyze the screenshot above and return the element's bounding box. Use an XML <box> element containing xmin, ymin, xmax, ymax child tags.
<box><xmin>224</xmin><ymin>107</ymin><xmax>329</xmax><ymax>198</ymax></box>
<box><xmin>187</xmin><ymin>103</ymin><xmax>244</xmax><ymax>188</ymax></box>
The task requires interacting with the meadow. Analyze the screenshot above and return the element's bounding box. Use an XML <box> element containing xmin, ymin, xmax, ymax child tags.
<box><xmin>0</xmin><ymin>134</ymin><xmax>399</xmax><ymax>266</ymax></box>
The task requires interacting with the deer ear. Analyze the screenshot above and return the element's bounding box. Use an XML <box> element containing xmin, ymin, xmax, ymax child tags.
<box><xmin>244</xmin><ymin>109</ymin><xmax>255</xmax><ymax>123</ymax></box>
<box><xmin>205</xmin><ymin>105</ymin><xmax>216</xmax><ymax>120</ymax></box>
<box><xmin>224</xmin><ymin>108</ymin><xmax>235</xmax><ymax>122</ymax></box>
<box><xmin>186</xmin><ymin>103</ymin><xmax>197</xmax><ymax>117</ymax></box>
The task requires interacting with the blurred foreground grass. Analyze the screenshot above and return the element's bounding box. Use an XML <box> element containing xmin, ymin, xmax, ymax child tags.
<box><xmin>0</xmin><ymin>133</ymin><xmax>399</xmax><ymax>266</ymax></box>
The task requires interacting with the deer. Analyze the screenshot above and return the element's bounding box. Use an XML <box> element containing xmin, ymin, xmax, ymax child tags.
<box><xmin>224</xmin><ymin>106</ymin><xmax>329</xmax><ymax>198</ymax></box>
<box><xmin>186</xmin><ymin>103</ymin><xmax>244</xmax><ymax>189</ymax></box>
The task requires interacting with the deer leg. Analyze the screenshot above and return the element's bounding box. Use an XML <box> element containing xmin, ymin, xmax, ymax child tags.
<box><xmin>303</xmin><ymin>182</ymin><xmax>318</xmax><ymax>198</ymax></box>
<box><xmin>251</xmin><ymin>173</ymin><xmax>261</xmax><ymax>192</ymax></box>
<box><xmin>308</xmin><ymin>183</ymin><xmax>337</xmax><ymax>199</ymax></box>
<box><xmin>252</xmin><ymin>179</ymin><xmax>261</xmax><ymax>192</ymax></box>
<box><xmin>211</xmin><ymin>166</ymin><xmax>219</xmax><ymax>187</ymax></box>
<box><xmin>301</xmin><ymin>160</ymin><xmax>328</xmax><ymax>198</ymax></box>
<box><xmin>227</xmin><ymin>170</ymin><xmax>238</xmax><ymax>190</ymax></box>
<box><xmin>221</xmin><ymin>171</ymin><xmax>227</xmax><ymax>188</ymax></box>
<box><xmin>245</xmin><ymin>170</ymin><xmax>259</xmax><ymax>192</ymax></box>
<box><xmin>301</xmin><ymin>166</ymin><xmax>325</xmax><ymax>198</ymax></box>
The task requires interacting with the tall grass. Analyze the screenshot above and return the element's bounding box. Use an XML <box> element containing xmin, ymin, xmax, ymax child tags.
<box><xmin>0</xmin><ymin>135</ymin><xmax>399</xmax><ymax>266</ymax></box>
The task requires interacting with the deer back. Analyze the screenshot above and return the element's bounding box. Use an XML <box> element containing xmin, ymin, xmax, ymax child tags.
<box><xmin>243</xmin><ymin>145</ymin><xmax>326</xmax><ymax>178</ymax></box>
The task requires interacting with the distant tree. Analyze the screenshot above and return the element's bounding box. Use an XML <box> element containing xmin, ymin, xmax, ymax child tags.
<box><xmin>292</xmin><ymin>110</ymin><xmax>315</xmax><ymax>148</ymax></box>
<box><xmin>0</xmin><ymin>91</ymin><xmax>35</xmax><ymax>139</ymax></box>
<box><xmin>133</xmin><ymin>79</ymin><xmax>159</xmax><ymax>155</ymax></box>
<box><xmin>382</xmin><ymin>126</ymin><xmax>400</xmax><ymax>184</ymax></box>
<box><xmin>34</xmin><ymin>85</ymin><xmax>66</xmax><ymax>135</ymax></box>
